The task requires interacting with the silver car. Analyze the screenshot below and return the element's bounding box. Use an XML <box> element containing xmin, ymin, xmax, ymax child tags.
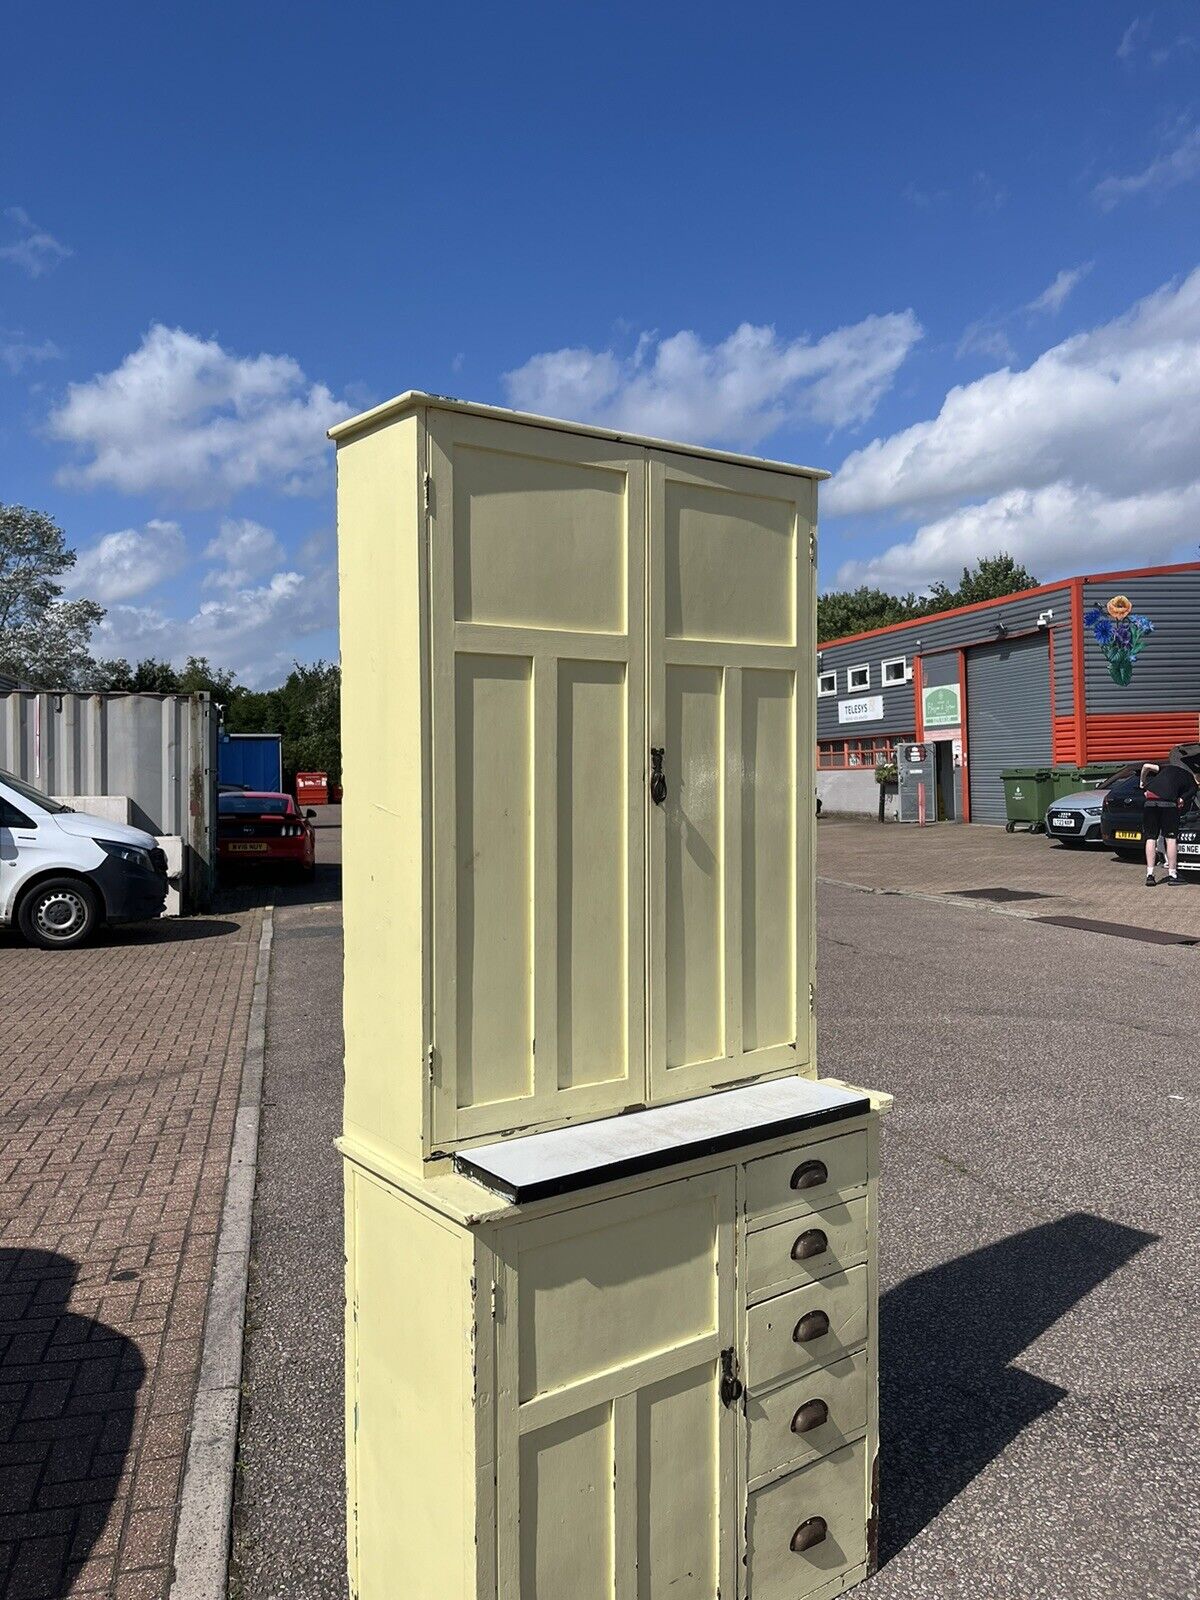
<box><xmin>1044</xmin><ymin>786</ymin><xmax>1108</xmax><ymax>844</ymax></box>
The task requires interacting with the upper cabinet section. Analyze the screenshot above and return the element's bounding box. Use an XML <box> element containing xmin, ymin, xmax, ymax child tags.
<box><xmin>334</xmin><ymin>395</ymin><xmax>822</xmax><ymax>1166</ymax></box>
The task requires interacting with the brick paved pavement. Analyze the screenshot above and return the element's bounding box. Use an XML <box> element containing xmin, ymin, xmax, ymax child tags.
<box><xmin>818</xmin><ymin>816</ymin><xmax>1200</xmax><ymax>936</ymax></box>
<box><xmin>0</xmin><ymin>908</ymin><xmax>263</xmax><ymax>1599</ymax></box>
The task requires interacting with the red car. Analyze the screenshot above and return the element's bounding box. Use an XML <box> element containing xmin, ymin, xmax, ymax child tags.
<box><xmin>217</xmin><ymin>791</ymin><xmax>316</xmax><ymax>878</ymax></box>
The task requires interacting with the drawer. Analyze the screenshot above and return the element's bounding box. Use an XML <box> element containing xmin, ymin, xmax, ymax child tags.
<box><xmin>745</xmin><ymin>1265</ymin><xmax>868</xmax><ymax>1391</ymax></box>
<box><xmin>747</xmin><ymin>1351</ymin><xmax>868</xmax><ymax>1485</ymax></box>
<box><xmin>746</xmin><ymin>1440</ymin><xmax>869</xmax><ymax>1600</ymax></box>
<box><xmin>744</xmin><ymin>1132</ymin><xmax>867</xmax><ymax>1226</ymax></box>
<box><xmin>745</xmin><ymin>1196</ymin><xmax>867</xmax><ymax>1302</ymax></box>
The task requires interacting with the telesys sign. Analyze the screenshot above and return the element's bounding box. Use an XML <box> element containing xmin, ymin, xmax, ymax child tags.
<box><xmin>838</xmin><ymin>694</ymin><xmax>884</xmax><ymax>725</ymax></box>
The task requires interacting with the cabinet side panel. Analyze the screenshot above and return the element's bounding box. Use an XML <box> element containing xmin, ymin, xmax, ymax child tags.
<box><xmin>337</xmin><ymin>414</ymin><xmax>427</xmax><ymax>1167</ymax></box>
<box><xmin>345</xmin><ymin>1164</ymin><xmax>477</xmax><ymax>1600</ymax></box>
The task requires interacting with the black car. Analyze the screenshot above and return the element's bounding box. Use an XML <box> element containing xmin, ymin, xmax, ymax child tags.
<box><xmin>1100</xmin><ymin>745</ymin><xmax>1200</xmax><ymax>867</ymax></box>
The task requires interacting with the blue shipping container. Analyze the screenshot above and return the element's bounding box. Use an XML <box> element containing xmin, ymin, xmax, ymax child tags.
<box><xmin>219</xmin><ymin>732</ymin><xmax>283</xmax><ymax>792</ymax></box>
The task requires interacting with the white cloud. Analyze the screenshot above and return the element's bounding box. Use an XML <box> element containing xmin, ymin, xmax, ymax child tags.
<box><xmin>835</xmin><ymin>482</ymin><xmax>1200</xmax><ymax>590</ymax></box>
<box><xmin>0</xmin><ymin>207</ymin><xmax>71</xmax><ymax>277</ymax></box>
<box><xmin>955</xmin><ymin>318</ymin><xmax>1017</xmax><ymax>364</ymax></box>
<box><xmin>95</xmin><ymin>565</ymin><xmax>338</xmax><ymax>689</ymax></box>
<box><xmin>48</xmin><ymin>324</ymin><xmax>344</xmax><ymax>503</ymax></box>
<box><xmin>1117</xmin><ymin>15</ymin><xmax>1150</xmax><ymax>59</ymax></box>
<box><xmin>1026</xmin><ymin>263</ymin><xmax>1092</xmax><ymax>315</ymax></box>
<box><xmin>828</xmin><ymin>267</ymin><xmax>1200</xmax><ymax>590</ymax></box>
<box><xmin>202</xmin><ymin>517</ymin><xmax>285</xmax><ymax>589</ymax></box>
<box><xmin>1093</xmin><ymin>122</ymin><xmax>1200</xmax><ymax>209</ymax></box>
<box><xmin>503</xmin><ymin>312</ymin><xmax>923</xmax><ymax>448</ymax></box>
<box><xmin>65</xmin><ymin>520</ymin><xmax>187</xmax><ymax>603</ymax></box>
<box><xmin>0</xmin><ymin>331</ymin><xmax>62</xmax><ymax>374</ymax></box>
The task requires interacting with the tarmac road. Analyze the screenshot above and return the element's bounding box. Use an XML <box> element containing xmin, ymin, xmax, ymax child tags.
<box><xmin>230</xmin><ymin>835</ymin><xmax>1199</xmax><ymax>1600</ymax></box>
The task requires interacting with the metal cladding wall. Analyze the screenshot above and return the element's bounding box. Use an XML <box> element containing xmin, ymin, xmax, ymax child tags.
<box><xmin>0</xmin><ymin>691</ymin><xmax>217</xmax><ymax>909</ymax></box>
<box><xmin>1080</xmin><ymin>571</ymin><xmax>1200</xmax><ymax>757</ymax></box>
<box><xmin>966</xmin><ymin>634</ymin><xmax>1053</xmax><ymax>822</ymax></box>
<box><xmin>816</xmin><ymin>582</ymin><xmax>1072</xmax><ymax>741</ymax></box>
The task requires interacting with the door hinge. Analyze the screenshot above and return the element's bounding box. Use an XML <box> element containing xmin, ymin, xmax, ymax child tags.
<box><xmin>423</xmin><ymin>470</ymin><xmax>433</xmax><ymax>515</ymax></box>
<box><xmin>491</xmin><ymin>1280</ymin><xmax>503</xmax><ymax>1322</ymax></box>
<box><xmin>809</xmin><ymin>526</ymin><xmax>817</xmax><ymax>562</ymax></box>
<box><xmin>426</xmin><ymin>1044</ymin><xmax>437</xmax><ymax>1082</ymax></box>
<box><xmin>809</xmin><ymin>981</ymin><xmax>816</xmax><ymax>1013</ymax></box>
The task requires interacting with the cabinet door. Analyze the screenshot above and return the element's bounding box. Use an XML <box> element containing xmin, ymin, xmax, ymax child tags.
<box><xmin>494</xmin><ymin>1172</ymin><xmax>737</xmax><ymax>1599</ymax></box>
<box><xmin>646</xmin><ymin>451</ymin><xmax>815</xmax><ymax>1102</ymax></box>
<box><xmin>426</xmin><ymin>412</ymin><xmax>646</xmax><ymax>1146</ymax></box>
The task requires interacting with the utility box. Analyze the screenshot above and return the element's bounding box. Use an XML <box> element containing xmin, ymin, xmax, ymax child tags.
<box><xmin>333</xmin><ymin>392</ymin><xmax>888</xmax><ymax>1600</ymax></box>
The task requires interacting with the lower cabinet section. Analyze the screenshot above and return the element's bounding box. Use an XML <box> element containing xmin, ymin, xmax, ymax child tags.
<box><xmin>343</xmin><ymin>1108</ymin><xmax>880</xmax><ymax>1600</ymax></box>
<box><xmin>746</xmin><ymin>1441</ymin><xmax>870</xmax><ymax>1600</ymax></box>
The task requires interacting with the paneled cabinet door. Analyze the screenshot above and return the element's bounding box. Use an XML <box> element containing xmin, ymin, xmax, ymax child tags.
<box><xmin>426</xmin><ymin>412</ymin><xmax>646</xmax><ymax>1146</ymax></box>
<box><xmin>646</xmin><ymin>451</ymin><xmax>815</xmax><ymax>1102</ymax></box>
<box><xmin>494</xmin><ymin>1172</ymin><xmax>737</xmax><ymax>1599</ymax></box>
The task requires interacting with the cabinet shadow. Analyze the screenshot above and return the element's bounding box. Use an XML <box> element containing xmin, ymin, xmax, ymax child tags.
<box><xmin>0</xmin><ymin>1249</ymin><xmax>145</xmax><ymax>1596</ymax></box>
<box><xmin>877</xmin><ymin>1211</ymin><xmax>1156</xmax><ymax>1565</ymax></box>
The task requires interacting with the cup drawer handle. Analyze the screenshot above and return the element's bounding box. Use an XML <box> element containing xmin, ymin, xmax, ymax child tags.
<box><xmin>790</xmin><ymin>1516</ymin><xmax>828</xmax><ymax>1553</ymax></box>
<box><xmin>790</xmin><ymin>1398</ymin><xmax>830</xmax><ymax>1434</ymax></box>
<box><xmin>793</xmin><ymin>1310</ymin><xmax>830</xmax><ymax>1344</ymax></box>
<box><xmin>790</xmin><ymin>1160</ymin><xmax>828</xmax><ymax>1191</ymax></box>
<box><xmin>791</xmin><ymin>1228</ymin><xmax>828</xmax><ymax>1261</ymax></box>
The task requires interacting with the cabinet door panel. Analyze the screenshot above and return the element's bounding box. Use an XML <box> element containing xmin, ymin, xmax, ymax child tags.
<box><xmin>428</xmin><ymin>412</ymin><xmax>646</xmax><ymax>1148</ymax></box>
<box><xmin>648</xmin><ymin>451</ymin><xmax>815</xmax><ymax>1102</ymax></box>
<box><xmin>520</xmin><ymin>1406</ymin><xmax>615</xmax><ymax>1600</ymax></box>
<box><xmin>496</xmin><ymin>1172</ymin><xmax>737</xmax><ymax>1600</ymax></box>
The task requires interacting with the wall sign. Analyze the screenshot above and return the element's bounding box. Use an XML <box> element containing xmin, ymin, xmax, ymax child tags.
<box><xmin>837</xmin><ymin>693</ymin><xmax>884</xmax><ymax>725</ymax></box>
<box><xmin>922</xmin><ymin>683</ymin><xmax>961</xmax><ymax>728</ymax></box>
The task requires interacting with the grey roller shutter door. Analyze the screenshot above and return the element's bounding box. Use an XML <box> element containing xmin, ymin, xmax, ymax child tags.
<box><xmin>966</xmin><ymin>634</ymin><xmax>1052</xmax><ymax>824</ymax></box>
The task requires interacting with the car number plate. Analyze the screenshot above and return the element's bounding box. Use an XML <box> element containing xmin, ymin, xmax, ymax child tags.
<box><xmin>229</xmin><ymin>842</ymin><xmax>269</xmax><ymax>853</ymax></box>
<box><xmin>1114</xmin><ymin>830</ymin><xmax>1141</xmax><ymax>841</ymax></box>
<box><xmin>1179</xmin><ymin>843</ymin><xmax>1200</xmax><ymax>856</ymax></box>
<box><xmin>1051</xmin><ymin>816</ymin><xmax>1075</xmax><ymax>829</ymax></box>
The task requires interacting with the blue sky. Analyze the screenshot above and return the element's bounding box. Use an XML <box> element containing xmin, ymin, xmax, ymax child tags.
<box><xmin>3</xmin><ymin>1</ymin><xmax>1199</xmax><ymax>684</ymax></box>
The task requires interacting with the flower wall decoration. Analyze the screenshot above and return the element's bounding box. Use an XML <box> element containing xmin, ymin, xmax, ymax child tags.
<box><xmin>1083</xmin><ymin>594</ymin><xmax>1154</xmax><ymax>685</ymax></box>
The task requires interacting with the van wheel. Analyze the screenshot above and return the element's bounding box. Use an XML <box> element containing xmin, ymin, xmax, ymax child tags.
<box><xmin>18</xmin><ymin>877</ymin><xmax>101</xmax><ymax>950</ymax></box>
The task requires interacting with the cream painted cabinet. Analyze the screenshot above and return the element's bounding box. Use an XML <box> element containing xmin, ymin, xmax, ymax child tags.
<box><xmin>335</xmin><ymin>395</ymin><xmax>817</xmax><ymax>1168</ymax></box>
<box><xmin>343</xmin><ymin>1095</ymin><xmax>884</xmax><ymax>1600</ymax></box>
<box><xmin>333</xmin><ymin>394</ymin><xmax>882</xmax><ymax>1600</ymax></box>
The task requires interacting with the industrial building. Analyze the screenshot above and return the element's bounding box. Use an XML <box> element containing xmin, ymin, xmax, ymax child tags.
<box><xmin>815</xmin><ymin>561</ymin><xmax>1200</xmax><ymax>823</ymax></box>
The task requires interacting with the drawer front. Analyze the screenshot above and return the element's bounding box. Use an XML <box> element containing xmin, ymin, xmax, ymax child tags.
<box><xmin>746</xmin><ymin>1440</ymin><xmax>869</xmax><ymax>1600</ymax></box>
<box><xmin>745</xmin><ymin>1265</ymin><xmax>868</xmax><ymax>1391</ymax></box>
<box><xmin>745</xmin><ymin>1196</ymin><xmax>867</xmax><ymax>1301</ymax></box>
<box><xmin>747</xmin><ymin>1351</ymin><xmax>868</xmax><ymax>1484</ymax></box>
<box><xmin>744</xmin><ymin>1132</ymin><xmax>867</xmax><ymax>1226</ymax></box>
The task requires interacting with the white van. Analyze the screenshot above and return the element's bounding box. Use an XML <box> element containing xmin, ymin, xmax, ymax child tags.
<box><xmin>0</xmin><ymin>768</ymin><xmax>169</xmax><ymax>949</ymax></box>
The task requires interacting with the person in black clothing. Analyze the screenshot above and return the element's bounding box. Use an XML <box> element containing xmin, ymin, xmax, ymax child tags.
<box><xmin>1140</xmin><ymin>759</ymin><xmax>1199</xmax><ymax>885</ymax></box>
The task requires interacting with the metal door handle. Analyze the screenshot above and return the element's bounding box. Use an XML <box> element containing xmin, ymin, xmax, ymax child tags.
<box><xmin>793</xmin><ymin>1310</ymin><xmax>830</xmax><ymax>1344</ymax></box>
<box><xmin>790</xmin><ymin>1398</ymin><xmax>829</xmax><ymax>1434</ymax></box>
<box><xmin>719</xmin><ymin>1347</ymin><xmax>743</xmax><ymax>1408</ymax></box>
<box><xmin>790</xmin><ymin>1228</ymin><xmax>828</xmax><ymax>1261</ymax></box>
<box><xmin>790</xmin><ymin>1517</ymin><xmax>828</xmax><ymax>1553</ymax></box>
<box><xmin>649</xmin><ymin>747</ymin><xmax>667</xmax><ymax>806</ymax></box>
<box><xmin>790</xmin><ymin>1159</ymin><xmax>828</xmax><ymax>1190</ymax></box>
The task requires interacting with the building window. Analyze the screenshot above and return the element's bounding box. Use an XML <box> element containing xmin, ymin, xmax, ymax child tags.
<box><xmin>848</xmin><ymin>663</ymin><xmax>870</xmax><ymax>691</ymax></box>
<box><xmin>817</xmin><ymin>736</ymin><xmax>907</xmax><ymax>770</ymax></box>
<box><xmin>817</xmin><ymin>670</ymin><xmax>837</xmax><ymax>697</ymax></box>
<box><xmin>881</xmin><ymin>656</ymin><xmax>908</xmax><ymax>685</ymax></box>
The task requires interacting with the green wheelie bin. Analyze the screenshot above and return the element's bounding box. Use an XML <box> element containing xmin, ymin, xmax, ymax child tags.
<box><xmin>1001</xmin><ymin>767</ymin><xmax>1054</xmax><ymax>833</ymax></box>
<box><xmin>1049</xmin><ymin>767</ymin><xmax>1085</xmax><ymax>802</ymax></box>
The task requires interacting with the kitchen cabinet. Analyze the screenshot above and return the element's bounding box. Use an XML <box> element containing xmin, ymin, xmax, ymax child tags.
<box><xmin>332</xmin><ymin>393</ymin><xmax>886</xmax><ymax>1600</ymax></box>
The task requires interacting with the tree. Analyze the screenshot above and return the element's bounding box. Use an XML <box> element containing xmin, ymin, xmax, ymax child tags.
<box><xmin>926</xmin><ymin>554</ymin><xmax>1039</xmax><ymax>610</ymax></box>
<box><xmin>817</xmin><ymin>552</ymin><xmax>1038</xmax><ymax>643</ymax></box>
<box><xmin>0</xmin><ymin>504</ymin><xmax>104</xmax><ymax>686</ymax></box>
